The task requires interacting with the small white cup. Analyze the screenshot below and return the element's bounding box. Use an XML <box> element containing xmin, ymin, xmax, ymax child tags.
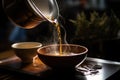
<box><xmin>11</xmin><ymin>42</ymin><xmax>42</xmax><ymax>64</ymax></box>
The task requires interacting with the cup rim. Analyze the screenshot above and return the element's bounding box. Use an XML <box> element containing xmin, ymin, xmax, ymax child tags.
<box><xmin>11</xmin><ymin>42</ymin><xmax>42</xmax><ymax>49</ymax></box>
<box><xmin>37</xmin><ymin>44</ymin><xmax>88</xmax><ymax>57</ymax></box>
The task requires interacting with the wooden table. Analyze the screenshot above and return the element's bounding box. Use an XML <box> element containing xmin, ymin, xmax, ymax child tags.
<box><xmin>0</xmin><ymin>50</ymin><xmax>120</xmax><ymax>80</ymax></box>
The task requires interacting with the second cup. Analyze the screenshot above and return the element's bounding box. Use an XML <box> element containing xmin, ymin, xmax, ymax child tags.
<box><xmin>11</xmin><ymin>42</ymin><xmax>42</xmax><ymax>64</ymax></box>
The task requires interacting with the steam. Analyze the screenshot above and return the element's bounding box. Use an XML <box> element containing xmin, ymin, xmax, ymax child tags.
<box><xmin>50</xmin><ymin>19</ymin><xmax>71</xmax><ymax>54</ymax></box>
<box><xmin>48</xmin><ymin>19</ymin><xmax>68</xmax><ymax>45</ymax></box>
<box><xmin>60</xmin><ymin>23</ymin><xmax>68</xmax><ymax>44</ymax></box>
<box><xmin>41</xmin><ymin>16</ymin><xmax>70</xmax><ymax>54</ymax></box>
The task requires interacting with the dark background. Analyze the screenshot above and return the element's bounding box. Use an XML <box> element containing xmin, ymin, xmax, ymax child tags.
<box><xmin>0</xmin><ymin>0</ymin><xmax>120</xmax><ymax>61</ymax></box>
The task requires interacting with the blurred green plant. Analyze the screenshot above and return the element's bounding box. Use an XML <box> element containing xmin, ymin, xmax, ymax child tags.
<box><xmin>70</xmin><ymin>11</ymin><xmax>120</xmax><ymax>41</ymax></box>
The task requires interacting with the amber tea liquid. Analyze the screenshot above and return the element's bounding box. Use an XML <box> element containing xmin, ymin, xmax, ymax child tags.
<box><xmin>52</xmin><ymin>20</ymin><xmax>62</xmax><ymax>55</ymax></box>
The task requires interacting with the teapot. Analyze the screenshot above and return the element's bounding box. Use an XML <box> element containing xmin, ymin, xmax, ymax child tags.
<box><xmin>2</xmin><ymin>0</ymin><xmax>59</xmax><ymax>29</ymax></box>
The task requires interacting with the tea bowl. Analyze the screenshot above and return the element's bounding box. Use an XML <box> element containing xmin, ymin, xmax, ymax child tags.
<box><xmin>12</xmin><ymin>42</ymin><xmax>42</xmax><ymax>64</ymax></box>
<box><xmin>37</xmin><ymin>44</ymin><xmax>88</xmax><ymax>70</ymax></box>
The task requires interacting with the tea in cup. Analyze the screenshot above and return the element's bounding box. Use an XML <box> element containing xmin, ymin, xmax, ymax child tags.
<box><xmin>37</xmin><ymin>44</ymin><xmax>88</xmax><ymax>70</ymax></box>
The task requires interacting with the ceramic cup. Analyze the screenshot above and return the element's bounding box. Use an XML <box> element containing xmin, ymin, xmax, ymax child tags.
<box><xmin>37</xmin><ymin>44</ymin><xmax>88</xmax><ymax>70</ymax></box>
<box><xmin>11</xmin><ymin>42</ymin><xmax>42</xmax><ymax>64</ymax></box>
